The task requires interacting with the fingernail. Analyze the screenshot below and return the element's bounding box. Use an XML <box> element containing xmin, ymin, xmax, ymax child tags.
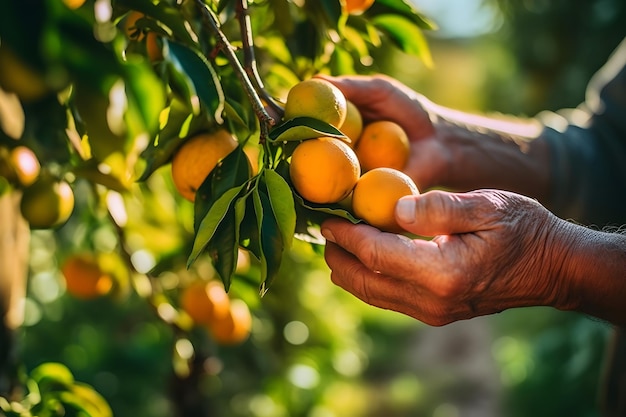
<box><xmin>396</xmin><ymin>197</ymin><xmax>416</xmax><ymax>224</ymax></box>
<box><xmin>321</xmin><ymin>228</ymin><xmax>336</xmax><ymax>243</ymax></box>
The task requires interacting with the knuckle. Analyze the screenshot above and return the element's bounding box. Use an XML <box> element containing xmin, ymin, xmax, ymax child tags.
<box><xmin>357</xmin><ymin>239</ymin><xmax>386</xmax><ymax>273</ymax></box>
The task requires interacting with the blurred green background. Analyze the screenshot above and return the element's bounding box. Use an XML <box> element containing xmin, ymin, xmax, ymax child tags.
<box><xmin>17</xmin><ymin>0</ymin><xmax>625</xmax><ymax>416</ymax></box>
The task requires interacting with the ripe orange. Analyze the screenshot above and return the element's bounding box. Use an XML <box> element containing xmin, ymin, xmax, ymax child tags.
<box><xmin>61</xmin><ymin>254</ymin><xmax>113</xmax><ymax>300</ymax></box>
<box><xmin>124</xmin><ymin>11</ymin><xmax>162</xmax><ymax>61</ymax></box>
<box><xmin>352</xmin><ymin>167</ymin><xmax>419</xmax><ymax>233</ymax></box>
<box><xmin>63</xmin><ymin>0</ymin><xmax>86</xmax><ymax>9</ymax></box>
<box><xmin>340</xmin><ymin>100</ymin><xmax>363</xmax><ymax>147</ymax></box>
<box><xmin>209</xmin><ymin>299</ymin><xmax>252</xmax><ymax>345</ymax></box>
<box><xmin>20</xmin><ymin>175</ymin><xmax>75</xmax><ymax>229</ymax></box>
<box><xmin>180</xmin><ymin>280</ymin><xmax>231</xmax><ymax>326</ymax></box>
<box><xmin>171</xmin><ymin>130</ymin><xmax>239</xmax><ymax>202</ymax></box>
<box><xmin>0</xmin><ymin>146</ymin><xmax>40</xmax><ymax>188</ymax></box>
<box><xmin>283</xmin><ymin>78</ymin><xmax>347</xmax><ymax>128</ymax></box>
<box><xmin>289</xmin><ymin>137</ymin><xmax>360</xmax><ymax>204</ymax></box>
<box><xmin>345</xmin><ymin>0</ymin><xmax>375</xmax><ymax>15</ymax></box>
<box><xmin>355</xmin><ymin>120</ymin><xmax>410</xmax><ymax>172</ymax></box>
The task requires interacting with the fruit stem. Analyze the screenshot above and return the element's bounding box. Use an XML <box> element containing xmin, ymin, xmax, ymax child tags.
<box><xmin>194</xmin><ymin>0</ymin><xmax>276</xmax><ymax>145</ymax></box>
<box><xmin>234</xmin><ymin>0</ymin><xmax>284</xmax><ymax>117</ymax></box>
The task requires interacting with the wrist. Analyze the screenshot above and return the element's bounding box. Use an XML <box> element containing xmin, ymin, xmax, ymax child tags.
<box><xmin>426</xmin><ymin>108</ymin><xmax>551</xmax><ymax>199</ymax></box>
<box><xmin>548</xmin><ymin>219</ymin><xmax>626</xmax><ymax>325</ymax></box>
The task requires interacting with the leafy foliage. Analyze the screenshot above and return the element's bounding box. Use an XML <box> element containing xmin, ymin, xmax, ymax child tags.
<box><xmin>0</xmin><ymin>0</ymin><xmax>433</xmax><ymax>414</ymax></box>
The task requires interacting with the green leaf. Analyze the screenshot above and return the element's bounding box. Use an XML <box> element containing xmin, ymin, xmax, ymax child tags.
<box><xmin>137</xmin><ymin>102</ymin><xmax>190</xmax><ymax>182</ymax></box>
<box><xmin>122</xmin><ymin>60</ymin><xmax>166</xmax><ymax>137</ymax></box>
<box><xmin>367</xmin><ymin>0</ymin><xmax>438</xmax><ymax>30</ymax></box>
<box><xmin>117</xmin><ymin>0</ymin><xmax>196</xmax><ymax>44</ymax></box>
<box><xmin>188</xmin><ymin>185</ymin><xmax>243</xmax><ymax>267</ymax></box>
<box><xmin>262</xmin><ymin>169</ymin><xmax>296</xmax><ymax>249</ymax></box>
<box><xmin>292</xmin><ymin>192</ymin><xmax>360</xmax><ymax>245</ymax></box>
<box><xmin>268</xmin><ymin>116</ymin><xmax>347</xmax><ymax>143</ymax></box>
<box><xmin>253</xmin><ymin>188</ymin><xmax>284</xmax><ymax>295</ymax></box>
<box><xmin>72</xmin><ymin>159</ymin><xmax>131</xmax><ymax>193</ymax></box>
<box><xmin>194</xmin><ymin>147</ymin><xmax>251</xmax><ymax>233</ymax></box>
<box><xmin>138</xmin><ymin>98</ymin><xmax>217</xmax><ymax>181</ymax></box>
<box><xmin>164</xmin><ymin>40</ymin><xmax>225</xmax><ymax>123</ymax></box>
<box><xmin>207</xmin><ymin>208</ymin><xmax>238</xmax><ymax>291</ymax></box>
<box><xmin>371</xmin><ymin>14</ymin><xmax>433</xmax><ymax>66</ymax></box>
<box><xmin>224</xmin><ymin>98</ymin><xmax>250</xmax><ymax>128</ymax></box>
<box><xmin>238</xmin><ymin>191</ymin><xmax>262</xmax><ymax>260</ymax></box>
<box><xmin>58</xmin><ymin>383</ymin><xmax>113</xmax><ymax>417</ymax></box>
<box><xmin>31</xmin><ymin>362</ymin><xmax>74</xmax><ymax>389</ymax></box>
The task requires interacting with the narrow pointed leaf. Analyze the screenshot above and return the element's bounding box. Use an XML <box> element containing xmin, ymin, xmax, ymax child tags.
<box><xmin>263</xmin><ymin>169</ymin><xmax>296</xmax><ymax>249</ymax></box>
<box><xmin>367</xmin><ymin>0</ymin><xmax>438</xmax><ymax>30</ymax></box>
<box><xmin>371</xmin><ymin>14</ymin><xmax>433</xmax><ymax>66</ymax></box>
<box><xmin>252</xmin><ymin>188</ymin><xmax>284</xmax><ymax>295</ymax></box>
<box><xmin>268</xmin><ymin>116</ymin><xmax>347</xmax><ymax>143</ymax></box>
<box><xmin>194</xmin><ymin>147</ymin><xmax>251</xmax><ymax>232</ymax></box>
<box><xmin>188</xmin><ymin>185</ymin><xmax>243</xmax><ymax>267</ymax></box>
<box><xmin>207</xmin><ymin>210</ymin><xmax>238</xmax><ymax>291</ymax></box>
<box><xmin>165</xmin><ymin>40</ymin><xmax>225</xmax><ymax>123</ymax></box>
<box><xmin>257</xmin><ymin>190</ymin><xmax>284</xmax><ymax>295</ymax></box>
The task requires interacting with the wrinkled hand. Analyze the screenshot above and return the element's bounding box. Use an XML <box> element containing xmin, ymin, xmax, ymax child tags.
<box><xmin>317</xmin><ymin>74</ymin><xmax>449</xmax><ymax>191</ymax></box>
<box><xmin>322</xmin><ymin>189</ymin><xmax>571</xmax><ymax>326</ymax></box>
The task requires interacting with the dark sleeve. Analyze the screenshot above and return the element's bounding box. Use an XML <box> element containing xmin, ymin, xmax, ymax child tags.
<box><xmin>543</xmin><ymin>38</ymin><xmax>626</xmax><ymax>227</ymax></box>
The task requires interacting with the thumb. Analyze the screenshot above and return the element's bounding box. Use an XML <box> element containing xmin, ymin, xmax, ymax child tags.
<box><xmin>395</xmin><ymin>190</ymin><xmax>498</xmax><ymax>236</ymax></box>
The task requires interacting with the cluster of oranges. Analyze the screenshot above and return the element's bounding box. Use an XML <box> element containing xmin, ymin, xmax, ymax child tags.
<box><xmin>168</xmin><ymin>76</ymin><xmax>419</xmax><ymax>234</ymax></box>
<box><xmin>180</xmin><ymin>280</ymin><xmax>252</xmax><ymax>346</ymax></box>
<box><xmin>285</xmin><ymin>78</ymin><xmax>419</xmax><ymax>233</ymax></box>
<box><xmin>0</xmin><ymin>145</ymin><xmax>75</xmax><ymax>230</ymax></box>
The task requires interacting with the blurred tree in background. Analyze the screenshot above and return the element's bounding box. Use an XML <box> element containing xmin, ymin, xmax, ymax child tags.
<box><xmin>1</xmin><ymin>0</ymin><xmax>624</xmax><ymax>417</ymax></box>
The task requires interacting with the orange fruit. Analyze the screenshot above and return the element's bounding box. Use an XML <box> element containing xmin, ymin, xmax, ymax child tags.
<box><xmin>61</xmin><ymin>254</ymin><xmax>113</xmax><ymax>300</ymax></box>
<box><xmin>209</xmin><ymin>299</ymin><xmax>252</xmax><ymax>345</ymax></box>
<box><xmin>171</xmin><ymin>130</ymin><xmax>239</xmax><ymax>202</ymax></box>
<box><xmin>283</xmin><ymin>78</ymin><xmax>347</xmax><ymax>128</ymax></box>
<box><xmin>345</xmin><ymin>0</ymin><xmax>375</xmax><ymax>15</ymax></box>
<box><xmin>0</xmin><ymin>146</ymin><xmax>40</xmax><ymax>188</ymax></box>
<box><xmin>340</xmin><ymin>100</ymin><xmax>363</xmax><ymax>147</ymax></box>
<box><xmin>289</xmin><ymin>137</ymin><xmax>360</xmax><ymax>204</ymax></box>
<box><xmin>63</xmin><ymin>0</ymin><xmax>86</xmax><ymax>9</ymax></box>
<box><xmin>145</xmin><ymin>32</ymin><xmax>163</xmax><ymax>62</ymax></box>
<box><xmin>124</xmin><ymin>11</ymin><xmax>162</xmax><ymax>61</ymax></box>
<box><xmin>352</xmin><ymin>167</ymin><xmax>419</xmax><ymax>233</ymax></box>
<box><xmin>20</xmin><ymin>175</ymin><xmax>75</xmax><ymax>229</ymax></box>
<box><xmin>180</xmin><ymin>280</ymin><xmax>231</xmax><ymax>326</ymax></box>
<box><xmin>355</xmin><ymin>120</ymin><xmax>410</xmax><ymax>172</ymax></box>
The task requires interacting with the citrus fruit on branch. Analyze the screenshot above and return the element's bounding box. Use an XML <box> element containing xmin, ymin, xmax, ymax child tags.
<box><xmin>351</xmin><ymin>167</ymin><xmax>419</xmax><ymax>233</ymax></box>
<box><xmin>289</xmin><ymin>137</ymin><xmax>361</xmax><ymax>204</ymax></box>
<box><xmin>61</xmin><ymin>254</ymin><xmax>113</xmax><ymax>300</ymax></box>
<box><xmin>180</xmin><ymin>280</ymin><xmax>230</xmax><ymax>326</ymax></box>
<box><xmin>344</xmin><ymin>0</ymin><xmax>376</xmax><ymax>15</ymax></box>
<box><xmin>0</xmin><ymin>145</ymin><xmax>41</xmax><ymax>188</ymax></box>
<box><xmin>283</xmin><ymin>78</ymin><xmax>348</xmax><ymax>128</ymax></box>
<box><xmin>209</xmin><ymin>298</ymin><xmax>252</xmax><ymax>346</ymax></box>
<box><xmin>340</xmin><ymin>100</ymin><xmax>364</xmax><ymax>147</ymax></box>
<box><xmin>20</xmin><ymin>174</ymin><xmax>75</xmax><ymax>229</ymax></box>
<box><xmin>171</xmin><ymin>130</ymin><xmax>239</xmax><ymax>202</ymax></box>
<box><xmin>355</xmin><ymin>120</ymin><xmax>410</xmax><ymax>172</ymax></box>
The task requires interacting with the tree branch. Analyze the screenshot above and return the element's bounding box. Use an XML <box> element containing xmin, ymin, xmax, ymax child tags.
<box><xmin>235</xmin><ymin>0</ymin><xmax>284</xmax><ymax>117</ymax></box>
<box><xmin>194</xmin><ymin>0</ymin><xmax>276</xmax><ymax>145</ymax></box>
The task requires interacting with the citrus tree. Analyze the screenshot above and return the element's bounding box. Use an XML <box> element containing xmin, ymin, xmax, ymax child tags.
<box><xmin>0</xmin><ymin>0</ymin><xmax>435</xmax><ymax>415</ymax></box>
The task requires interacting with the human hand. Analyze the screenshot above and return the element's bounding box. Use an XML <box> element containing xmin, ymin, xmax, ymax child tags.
<box><xmin>319</xmin><ymin>74</ymin><xmax>550</xmax><ymax>199</ymax></box>
<box><xmin>317</xmin><ymin>74</ymin><xmax>450</xmax><ymax>191</ymax></box>
<box><xmin>321</xmin><ymin>189</ymin><xmax>574</xmax><ymax>326</ymax></box>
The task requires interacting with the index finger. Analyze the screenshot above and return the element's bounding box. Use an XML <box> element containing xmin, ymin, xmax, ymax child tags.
<box><xmin>316</xmin><ymin>75</ymin><xmax>419</xmax><ymax>120</ymax></box>
<box><xmin>321</xmin><ymin>217</ymin><xmax>438</xmax><ymax>278</ymax></box>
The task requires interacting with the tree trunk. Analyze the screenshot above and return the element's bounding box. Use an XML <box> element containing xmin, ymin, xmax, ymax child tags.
<box><xmin>0</xmin><ymin>190</ymin><xmax>30</xmax><ymax>397</ymax></box>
